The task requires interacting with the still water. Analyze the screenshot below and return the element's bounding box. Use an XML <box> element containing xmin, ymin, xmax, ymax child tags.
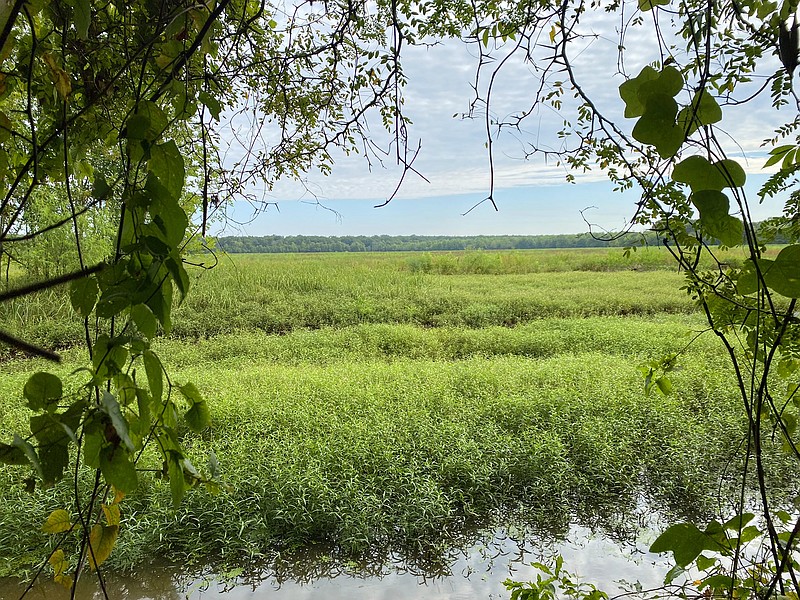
<box><xmin>0</xmin><ymin>524</ymin><xmax>671</xmax><ymax>600</ymax></box>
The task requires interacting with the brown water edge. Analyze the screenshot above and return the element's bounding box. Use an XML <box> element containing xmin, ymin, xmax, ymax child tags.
<box><xmin>0</xmin><ymin>523</ymin><xmax>673</xmax><ymax>600</ymax></box>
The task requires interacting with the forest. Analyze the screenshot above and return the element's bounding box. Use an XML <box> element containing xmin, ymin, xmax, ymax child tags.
<box><xmin>215</xmin><ymin>225</ymin><xmax>792</xmax><ymax>254</ymax></box>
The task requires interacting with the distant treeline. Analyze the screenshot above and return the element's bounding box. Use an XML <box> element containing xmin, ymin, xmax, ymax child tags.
<box><xmin>215</xmin><ymin>232</ymin><xmax>665</xmax><ymax>253</ymax></box>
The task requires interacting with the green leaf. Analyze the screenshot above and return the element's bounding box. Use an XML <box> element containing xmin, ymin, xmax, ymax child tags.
<box><xmin>622</xmin><ymin>66</ymin><xmax>686</xmax><ymax>157</ymax></box>
<box><xmin>177</xmin><ymin>382</ymin><xmax>203</xmax><ymax>405</ymax></box>
<box><xmin>65</xmin><ymin>0</ymin><xmax>90</xmax><ymax>39</ymax></box>
<box><xmin>92</xmin><ymin>174</ymin><xmax>111</xmax><ymax>200</ymax></box>
<box><xmin>148</xmin><ymin>180</ymin><xmax>188</xmax><ymax>248</ymax></box>
<box><xmin>42</xmin><ymin>509</ymin><xmax>72</xmax><ymax>533</ymax></box>
<box><xmin>146</xmin><ymin>278</ymin><xmax>173</xmax><ymax>334</ymax></box>
<box><xmin>131</xmin><ymin>303</ymin><xmax>157</xmax><ymax>339</ymax></box>
<box><xmin>133</xmin><ymin>388</ymin><xmax>152</xmax><ymax>436</ymax></box>
<box><xmin>142</xmin><ymin>233</ymin><xmax>170</xmax><ymax>256</ymax></box>
<box><xmin>0</xmin><ymin>442</ymin><xmax>29</xmax><ymax>465</ymax></box>
<box><xmin>700</xmin><ymin>575</ymin><xmax>734</xmax><ymax>591</ymax></box>
<box><xmin>199</xmin><ymin>91</ymin><xmax>222</xmax><ymax>120</ymax></box>
<box><xmin>738</xmin><ymin>525</ymin><xmax>761</xmax><ymax>544</ymax></box>
<box><xmin>643</xmin><ymin>66</ymin><xmax>683</xmax><ymax>98</ymax></box>
<box><xmin>96</xmin><ymin>281</ymin><xmax>137</xmax><ymax>318</ymax></box>
<box><xmin>761</xmin><ymin>244</ymin><xmax>800</xmax><ymax>297</ymax></box>
<box><xmin>694</xmin><ymin>90</ymin><xmax>722</xmax><ymax>124</ymax></box>
<box><xmin>650</xmin><ymin>523</ymin><xmax>722</xmax><ymax>566</ymax></box>
<box><xmin>782</xmin><ymin>148</ymin><xmax>797</xmax><ymax>170</ymax></box>
<box><xmin>695</xmin><ymin>555</ymin><xmax>716</xmax><ymax>571</ymax></box>
<box><xmin>721</xmin><ymin>512</ymin><xmax>755</xmax><ymax>530</ymax></box>
<box><xmin>100</xmin><ymin>391</ymin><xmax>135</xmax><ymax>452</ymax></box>
<box><xmin>93</xmin><ymin>335</ymin><xmax>129</xmax><ymax>379</ymax></box>
<box><xmin>764</xmin><ymin>145</ymin><xmax>796</xmax><ymax>168</ymax></box>
<box><xmin>143</xmin><ymin>350</ymin><xmax>163</xmax><ymax>401</ymax></box>
<box><xmin>165</xmin><ymin>256</ymin><xmax>190</xmax><ymax>303</ymax></box>
<box><xmin>691</xmin><ymin>190</ymin><xmax>743</xmax><ymax>246</ymax></box>
<box><xmin>114</xmin><ymin>373</ymin><xmax>137</xmax><ymax>407</ymax></box>
<box><xmin>70</xmin><ymin>276</ymin><xmax>99</xmax><ymax>317</ymax></box>
<box><xmin>673</xmin><ymin>156</ymin><xmax>721</xmax><ymax>190</ymax></box>
<box><xmin>735</xmin><ymin>261</ymin><xmax>761</xmax><ymax>295</ymax></box>
<box><xmin>663</xmin><ymin>564</ymin><xmax>685</xmax><ymax>585</ymax></box>
<box><xmin>99</xmin><ymin>446</ymin><xmax>138</xmax><ymax>494</ymax></box>
<box><xmin>24</xmin><ymin>372</ymin><xmax>63</xmax><ymax>412</ymax></box>
<box><xmin>30</xmin><ymin>415</ymin><xmax>70</xmax><ymax>485</ymax></box>
<box><xmin>0</xmin><ymin>111</ymin><xmax>12</xmax><ymax>142</ymax></box>
<box><xmin>632</xmin><ymin>94</ymin><xmax>683</xmax><ymax>158</ymax></box>
<box><xmin>131</xmin><ymin>101</ymin><xmax>167</xmax><ymax>143</ymax></box>
<box><xmin>777</xmin><ymin>510</ymin><xmax>792</xmax><ymax>524</ymax></box>
<box><xmin>714</xmin><ymin>216</ymin><xmax>743</xmax><ymax>247</ymax></box>
<box><xmin>677</xmin><ymin>91</ymin><xmax>722</xmax><ymax>135</ymax></box>
<box><xmin>178</xmin><ymin>382</ymin><xmax>210</xmax><ymax>431</ymax></box>
<box><xmin>124</xmin><ymin>114</ymin><xmax>150</xmax><ymax>140</ymax></box>
<box><xmin>208</xmin><ymin>450</ymin><xmax>220</xmax><ymax>479</ymax></box>
<box><xmin>102</xmin><ymin>503</ymin><xmax>121</xmax><ymax>526</ymax></box>
<box><xmin>715</xmin><ymin>159</ymin><xmax>746</xmax><ymax>188</ymax></box>
<box><xmin>13</xmin><ymin>434</ymin><xmax>42</xmax><ymax>478</ymax></box>
<box><xmin>49</xmin><ymin>548</ymin><xmax>70</xmax><ymax>582</ymax></box>
<box><xmin>674</xmin><ymin>156</ymin><xmax>747</xmax><ymax>193</ymax></box>
<box><xmin>185</xmin><ymin>399</ymin><xmax>210</xmax><ymax>432</ymax></box>
<box><xmin>619</xmin><ymin>66</ymin><xmax>658</xmax><ymax>118</ymax></box>
<box><xmin>167</xmin><ymin>450</ymin><xmax>186</xmax><ymax>508</ymax></box>
<box><xmin>83</xmin><ymin>431</ymin><xmax>103</xmax><ymax>469</ymax></box>
<box><xmin>638</xmin><ymin>0</ymin><xmax>670</xmax><ymax>10</ymax></box>
<box><xmin>148</xmin><ymin>140</ymin><xmax>185</xmax><ymax>200</ymax></box>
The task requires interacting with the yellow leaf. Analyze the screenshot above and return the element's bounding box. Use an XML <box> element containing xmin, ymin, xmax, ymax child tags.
<box><xmin>49</xmin><ymin>549</ymin><xmax>73</xmax><ymax>588</ymax></box>
<box><xmin>112</xmin><ymin>486</ymin><xmax>126</xmax><ymax>505</ymax></box>
<box><xmin>42</xmin><ymin>509</ymin><xmax>72</xmax><ymax>534</ymax></box>
<box><xmin>102</xmin><ymin>503</ymin><xmax>121</xmax><ymax>526</ymax></box>
<box><xmin>88</xmin><ymin>524</ymin><xmax>119</xmax><ymax>570</ymax></box>
<box><xmin>549</xmin><ymin>25</ymin><xmax>557</xmax><ymax>43</ymax></box>
<box><xmin>42</xmin><ymin>53</ymin><xmax>72</xmax><ymax>99</ymax></box>
<box><xmin>48</xmin><ymin>549</ymin><xmax>68</xmax><ymax>576</ymax></box>
<box><xmin>55</xmin><ymin>573</ymin><xmax>74</xmax><ymax>589</ymax></box>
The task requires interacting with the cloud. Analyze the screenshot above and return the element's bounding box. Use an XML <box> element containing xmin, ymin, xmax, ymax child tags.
<box><xmin>216</xmin><ymin>8</ymin><xmax>789</xmax><ymax>238</ymax></box>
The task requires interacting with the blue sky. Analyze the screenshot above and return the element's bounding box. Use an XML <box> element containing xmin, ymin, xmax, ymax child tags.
<box><xmin>215</xmin><ymin>174</ymin><xmax>781</xmax><ymax>237</ymax></box>
<box><xmin>211</xmin><ymin>13</ymin><xmax>786</xmax><ymax>238</ymax></box>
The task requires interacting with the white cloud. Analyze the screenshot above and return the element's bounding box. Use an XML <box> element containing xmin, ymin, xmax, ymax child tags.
<box><xmin>215</xmin><ymin>3</ymin><xmax>791</xmax><ymax>236</ymax></box>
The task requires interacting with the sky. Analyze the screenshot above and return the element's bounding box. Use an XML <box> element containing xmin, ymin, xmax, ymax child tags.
<box><xmin>211</xmin><ymin>9</ymin><xmax>789</xmax><ymax>238</ymax></box>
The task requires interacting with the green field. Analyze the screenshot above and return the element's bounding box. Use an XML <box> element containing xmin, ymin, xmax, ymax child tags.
<box><xmin>0</xmin><ymin>248</ymin><xmax>787</xmax><ymax>578</ymax></box>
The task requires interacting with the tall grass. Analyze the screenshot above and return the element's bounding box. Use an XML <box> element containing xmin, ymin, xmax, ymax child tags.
<box><xmin>0</xmin><ymin>250</ymin><xmax>699</xmax><ymax>351</ymax></box>
<box><xmin>403</xmin><ymin>246</ymin><xmax>775</xmax><ymax>274</ymax></box>
<box><xmin>171</xmin><ymin>253</ymin><xmax>696</xmax><ymax>338</ymax></box>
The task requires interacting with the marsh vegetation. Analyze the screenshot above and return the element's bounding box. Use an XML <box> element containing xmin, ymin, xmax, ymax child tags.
<box><xmin>0</xmin><ymin>247</ymin><xmax>791</xmax><ymax>588</ymax></box>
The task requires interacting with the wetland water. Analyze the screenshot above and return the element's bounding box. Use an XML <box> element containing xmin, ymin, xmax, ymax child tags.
<box><xmin>0</xmin><ymin>524</ymin><xmax>671</xmax><ymax>600</ymax></box>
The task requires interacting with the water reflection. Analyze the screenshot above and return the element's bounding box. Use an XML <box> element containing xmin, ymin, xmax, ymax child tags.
<box><xmin>0</xmin><ymin>524</ymin><xmax>670</xmax><ymax>600</ymax></box>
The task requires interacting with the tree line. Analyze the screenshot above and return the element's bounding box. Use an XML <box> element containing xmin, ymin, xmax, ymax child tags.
<box><xmin>214</xmin><ymin>232</ymin><xmax>664</xmax><ymax>253</ymax></box>
<box><xmin>215</xmin><ymin>221</ymin><xmax>791</xmax><ymax>254</ymax></box>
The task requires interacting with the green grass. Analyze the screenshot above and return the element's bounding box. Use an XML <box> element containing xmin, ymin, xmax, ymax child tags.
<box><xmin>0</xmin><ymin>249</ymin><xmax>702</xmax><ymax>350</ymax></box>
<box><xmin>172</xmin><ymin>253</ymin><xmax>695</xmax><ymax>337</ymax></box>
<box><xmin>0</xmin><ymin>318</ymin><xmax>756</xmax><ymax>576</ymax></box>
<box><xmin>0</xmin><ymin>249</ymin><xmax>786</xmax><ymax>578</ymax></box>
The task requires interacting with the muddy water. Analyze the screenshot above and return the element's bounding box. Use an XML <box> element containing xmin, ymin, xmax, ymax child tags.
<box><xmin>0</xmin><ymin>524</ymin><xmax>671</xmax><ymax>600</ymax></box>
